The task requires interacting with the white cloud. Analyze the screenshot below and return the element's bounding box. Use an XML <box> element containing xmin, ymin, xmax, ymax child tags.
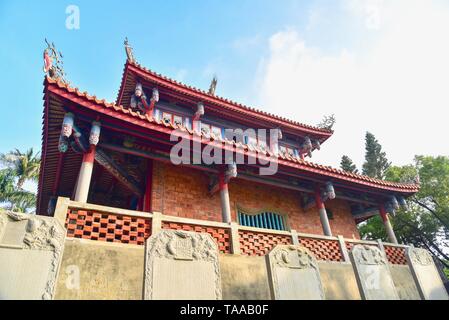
<box><xmin>257</xmin><ymin>0</ymin><xmax>449</xmax><ymax>169</ymax></box>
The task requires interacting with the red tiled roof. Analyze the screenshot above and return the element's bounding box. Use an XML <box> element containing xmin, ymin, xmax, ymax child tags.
<box><xmin>117</xmin><ymin>61</ymin><xmax>334</xmax><ymax>139</ymax></box>
<box><xmin>45</xmin><ymin>76</ymin><xmax>419</xmax><ymax>194</ymax></box>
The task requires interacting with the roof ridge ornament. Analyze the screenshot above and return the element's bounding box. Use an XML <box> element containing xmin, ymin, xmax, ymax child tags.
<box><xmin>43</xmin><ymin>38</ymin><xmax>68</xmax><ymax>84</ymax></box>
<box><xmin>208</xmin><ymin>75</ymin><xmax>218</xmax><ymax>96</ymax></box>
<box><xmin>124</xmin><ymin>37</ymin><xmax>135</xmax><ymax>63</ymax></box>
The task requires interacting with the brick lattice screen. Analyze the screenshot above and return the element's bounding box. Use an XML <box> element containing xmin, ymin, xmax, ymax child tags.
<box><xmin>65</xmin><ymin>209</ymin><xmax>152</xmax><ymax>245</ymax></box>
<box><xmin>161</xmin><ymin>221</ymin><xmax>232</xmax><ymax>254</ymax></box>
<box><xmin>384</xmin><ymin>245</ymin><xmax>407</xmax><ymax>265</ymax></box>
<box><xmin>299</xmin><ymin>237</ymin><xmax>343</xmax><ymax>262</ymax></box>
<box><xmin>238</xmin><ymin>229</ymin><xmax>292</xmax><ymax>256</ymax></box>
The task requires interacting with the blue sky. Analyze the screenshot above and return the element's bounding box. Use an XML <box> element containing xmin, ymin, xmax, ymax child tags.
<box><xmin>1</xmin><ymin>0</ymin><xmax>448</xmax><ymax>171</ymax></box>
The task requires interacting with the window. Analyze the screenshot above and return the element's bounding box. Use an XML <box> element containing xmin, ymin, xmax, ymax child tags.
<box><xmin>173</xmin><ymin>115</ymin><xmax>183</xmax><ymax>127</ymax></box>
<box><xmin>201</xmin><ymin>122</ymin><xmax>211</xmax><ymax>136</ymax></box>
<box><xmin>279</xmin><ymin>144</ymin><xmax>300</xmax><ymax>159</ymax></box>
<box><xmin>238</xmin><ymin>211</ymin><xmax>287</xmax><ymax>231</ymax></box>
<box><xmin>157</xmin><ymin>109</ymin><xmax>190</xmax><ymax>128</ymax></box>
<box><xmin>162</xmin><ymin>112</ymin><xmax>172</xmax><ymax>124</ymax></box>
<box><xmin>211</xmin><ymin>125</ymin><xmax>222</xmax><ymax>139</ymax></box>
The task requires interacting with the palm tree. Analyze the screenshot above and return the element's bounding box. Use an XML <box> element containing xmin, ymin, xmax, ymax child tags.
<box><xmin>0</xmin><ymin>148</ymin><xmax>40</xmax><ymax>213</ymax></box>
<box><xmin>0</xmin><ymin>168</ymin><xmax>36</xmax><ymax>212</ymax></box>
<box><xmin>0</xmin><ymin>148</ymin><xmax>40</xmax><ymax>189</ymax></box>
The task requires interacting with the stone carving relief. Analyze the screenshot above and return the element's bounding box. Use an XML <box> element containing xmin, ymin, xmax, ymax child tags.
<box><xmin>144</xmin><ymin>230</ymin><xmax>222</xmax><ymax>300</ymax></box>
<box><xmin>350</xmin><ymin>244</ymin><xmax>399</xmax><ymax>300</ymax></box>
<box><xmin>268</xmin><ymin>245</ymin><xmax>325</xmax><ymax>300</ymax></box>
<box><xmin>351</xmin><ymin>245</ymin><xmax>386</xmax><ymax>265</ymax></box>
<box><xmin>271</xmin><ymin>245</ymin><xmax>320</xmax><ymax>270</ymax></box>
<box><xmin>406</xmin><ymin>246</ymin><xmax>449</xmax><ymax>300</ymax></box>
<box><xmin>1</xmin><ymin>211</ymin><xmax>65</xmax><ymax>300</ymax></box>
<box><xmin>408</xmin><ymin>247</ymin><xmax>433</xmax><ymax>266</ymax></box>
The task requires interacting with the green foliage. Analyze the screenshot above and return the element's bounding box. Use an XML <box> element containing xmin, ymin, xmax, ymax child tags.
<box><xmin>362</xmin><ymin>132</ymin><xmax>391</xmax><ymax>179</ymax></box>
<box><xmin>360</xmin><ymin>155</ymin><xmax>449</xmax><ymax>269</ymax></box>
<box><xmin>340</xmin><ymin>155</ymin><xmax>358</xmax><ymax>173</ymax></box>
<box><xmin>317</xmin><ymin>114</ymin><xmax>336</xmax><ymax>131</ymax></box>
<box><xmin>0</xmin><ymin>148</ymin><xmax>40</xmax><ymax>189</ymax></box>
<box><xmin>0</xmin><ymin>148</ymin><xmax>40</xmax><ymax>213</ymax></box>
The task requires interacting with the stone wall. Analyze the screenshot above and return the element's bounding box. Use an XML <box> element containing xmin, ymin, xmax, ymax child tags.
<box><xmin>220</xmin><ymin>254</ymin><xmax>271</xmax><ymax>300</ymax></box>
<box><xmin>151</xmin><ymin>161</ymin><xmax>360</xmax><ymax>239</ymax></box>
<box><xmin>389</xmin><ymin>265</ymin><xmax>421</xmax><ymax>300</ymax></box>
<box><xmin>0</xmin><ymin>211</ymin><xmax>65</xmax><ymax>300</ymax></box>
<box><xmin>55</xmin><ymin>238</ymin><xmax>144</xmax><ymax>300</ymax></box>
<box><xmin>318</xmin><ymin>262</ymin><xmax>361</xmax><ymax>300</ymax></box>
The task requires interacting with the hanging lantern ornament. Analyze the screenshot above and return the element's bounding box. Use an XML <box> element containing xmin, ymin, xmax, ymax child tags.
<box><xmin>398</xmin><ymin>196</ymin><xmax>408</xmax><ymax>209</ymax></box>
<box><xmin>325</xmin><ymin>182</ymin><xmax>336</xmax><ymax>200</ymax></box>
<box><xmin>196</xmin><ymin>102</ymin><xmax>205</xmax><ymax>117</ymax></box>
<box><xmin>89</xmin><ymin>121</ymin><xmax>101</xmax><ymax>146</ymax></box>
<box><xmin>313</xmin><ymin>139</ymin><xmax>321</xmax><ymax>150</ymax></box>
<box><xmin>151</xmin><ymin>88</ymin><xmax>159</xmax><ymax>103</ymax></box>
<box><xmin>61</xmin><ymin>113</ymin><xmax>74</xmax><ymax>138</ymax></box>
<box><xmin>224</xmin><ymin>162</ymin><xmax>238</xmax><ymax>183</ymax></box>
<box><xmin>303</xmin><ymin>136</ymin><xmax>313</xmax><ymax>152</ymax></box>
<box><xmin>390</xmin><ymin>195</ymin><xmax>400</xmax><ymax>211</ymax></box>
<box><xmin>58</xmin><ymin>135</ymin><xmax>69</xmax><ymax>153</ymax></box>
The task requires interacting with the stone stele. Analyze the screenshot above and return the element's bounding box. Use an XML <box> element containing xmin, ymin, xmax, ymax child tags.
<box><xmin>266</xmin><ymin>245</ymin><xmax>325</xmax><ymax>300</ymax></box>
<box><xmin>143</xmin><ymin>230</ymin><xmax>222</xmax><ymax>300</ymax></box>
<box><xmin>406</xmin><ymin>247</ymin><xmax>449</xmax><ymax>300</ymax></box>
<box><xmin>350</xmin><ymin>244</ymin><xmax>399</xmax><ymax>300</ymax></box>
<box><xmin>0</xmin><ymin>211</ymin><xmax>65</xmax><ymax>300</ymax></box>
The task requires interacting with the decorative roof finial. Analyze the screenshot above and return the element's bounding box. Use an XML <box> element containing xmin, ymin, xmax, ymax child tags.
<box><xmin>43</xmin><ymin>38</ymin><xmax>68</xmax><ymax>84</ymax></box>
<box><xmin>208</xmin><ymin>75</ymin><xmax>218</xmax><ymax>96</ymax></box>
<box><xmin>124</xmin><ymin>37</ymin><xmax>135</xmax><ymax>63</ymax></box>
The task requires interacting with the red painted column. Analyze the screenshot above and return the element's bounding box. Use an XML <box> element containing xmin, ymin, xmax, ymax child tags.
<box><xmin>314</xmin><ymin>188</ymin><xmax>332</xmax><ymax>236</ymax></box>
<box><xmin>74</xmin><ymin>145</ymin><xmax>96</xmax><ymax>203</ymax></box>
<box><xmin>143</xmin><ymin>160</ymin><xmax>153</xmax><ymax>212</ymax></box>
<box><xmin>219</xmin><ymin>172</ymin><xmax>231</xmax><ymax>223</ymax></box>
<box><xmin>379</xmin><ymin>203</ymin><xmax>398</xmax><ymax>244</ymax></box>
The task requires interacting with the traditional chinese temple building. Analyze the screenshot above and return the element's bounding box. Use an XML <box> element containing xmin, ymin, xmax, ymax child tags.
<box><xmin>3</xmin><ymin>39</ymin><xmax>448</xmax><ymax>301</ymax></box>
<box><xmin>38</xmin><ymin>39</ymin><xmax>418</xmax><ymax>245</ymax></box>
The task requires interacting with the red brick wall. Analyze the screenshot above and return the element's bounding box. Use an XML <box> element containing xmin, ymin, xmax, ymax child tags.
<box><xmin>151</xmin><ymin>161</ymin><xmax>360</xmax><ymax>239</ymax></box>
<box><xmin>326</xmin><ymin>199</ymin><xmax>360</xmax><ymax>240</ymax></box>
<box><xmin>151</xmin><ymin>161</ymin><xmax>222</xmax><ymax>221</ymax></box>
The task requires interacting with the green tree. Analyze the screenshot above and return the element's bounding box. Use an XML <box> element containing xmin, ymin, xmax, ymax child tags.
<box><xmin>0</xmin><ymin>148</ymin><xmax>40</xmax><ymax>213</ymax></box>
<box><xmin>0</xmin><ymin>148</ymin><xmax>40</xmax><ymax>189</ymax></box>
<box><xmin>360</xmin><ymin>156</ymin><xmax>449</xmax><ymax>269</ymax></box>
<box><xmin>0</xmin><ymin>168</ymin><xmax>36</xmax><ymax>212</ymax></box>
<box><xmin>362</xmin><ymin>132</ymin><xmax>391</xmax><ymax>179</ymax></box>
<box><xmin>340</xmin><ymin>155</ymin><xmax>358</xmax><ymax>173</ymax></box>
<box><xmin>317</xmin><ymin>114</ymin><xmax>336</xmax><ymax>131</ymax></box>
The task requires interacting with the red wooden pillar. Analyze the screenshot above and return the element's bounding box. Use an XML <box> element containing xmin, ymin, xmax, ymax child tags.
<box><xmin>74</xmin><ymin>145</ymin><xmax>96</xmax><ymax>203</ymax></box>
<box><xmin>379</xmin><ymin>203</ymin><xmax>398</xmax><ymax>244</ymax></box>
<box><xmin>219</xmin><ymin>172</ymin><xmax>232</xmax><ymax>223</ymax></box>
<box><xmin>314</xmin><ymin>187</ymin><xmax>332</xmax><ymax>236</ymax></box>
<box><xmin>143</xmin><ymin>160</ymin><xmax>153</xmax><ymax>212</ymax></box>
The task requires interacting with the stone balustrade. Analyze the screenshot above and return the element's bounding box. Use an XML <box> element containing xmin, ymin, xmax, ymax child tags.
<box><xmin>54</xmin><ymin>197</ymin><xmax>409</xmax><ymax>265</ymax></box>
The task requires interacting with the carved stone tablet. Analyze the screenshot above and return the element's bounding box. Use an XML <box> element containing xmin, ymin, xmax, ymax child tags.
<box><xmin>350</xmin><ymin>244</ymin><xmax>399</xmax><ymax>300</ymax></box>
<box><xmin>406</xmin><ymin>247</ymin><xmax>449</xmax><ymax>300</ymax></box>
<box><xmin>267</xmin><ymin>245</ymin><xmax>325</xmax><ymax>300</ymax></box>
<box><xmin>0</xmin><ymin>211</ymin><xmax>65</xmax><ymax>300</ymax></box>
<box><xmin>144</xmin><ymin>230</ymin><xmax>222</xmax><ymax>300</ymax></box>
